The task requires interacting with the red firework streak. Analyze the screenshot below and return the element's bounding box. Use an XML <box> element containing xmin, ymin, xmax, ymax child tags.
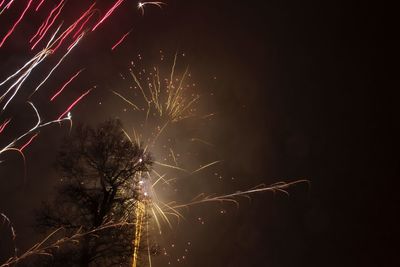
<box><xmin>0</xmin><ymin>0</ymin><xmax>34</xmax><ymax>48</ymax></box>
<box><xmin>72</xmin><ymin>12</ymin><xmax>94</xmax><ymax>39</ymax></box>
<box><xmin>35</xmin><ymin>0</ymin><xmax>45</xmax><ymax>11</ymax></box>
<box><xmin>1</xmin><ymin>0</ymin><xmax>15</xmax><ymax>10</ymax></box>
<box><xmin>19</xmin><ymin>133</ymin><xmax>38</xmax><ymax>152</ymax></box>
<box><xmin>50</xmin><ymin>69</ymin><xmax>84</xmax><ymax>101</ymax></box>
<box><xmin>57</xmin><ymin>88</ymin><xmax>93</xmax><ymax>120</ymax></box>
<box><xmin>0</xmin><ymin>118</ymin><xmax>11</xmax><ymax>134</ymax></box>
<box><xmin>111</xmin><ymin>30</ymin><xmax>132</xmax><ymax>51</ymax></box>
<box><xmin>30</xmin><ymin>0</ymin><xmax>65</xmax><ymax>49</ymax></box>
<box><xmin>92</xmin><ymin>0</ymin><xmax>124</xmax><ymax>31</ymax></box>
<box><xmin>51</xmin><ymin>2</ymin><xmax>96</xmax><ymax>52</ymax></box>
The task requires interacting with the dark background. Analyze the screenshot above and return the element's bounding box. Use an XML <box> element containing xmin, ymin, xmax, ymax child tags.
<box><xmin>0</xmin><ymin>0</ymin><xmax>395</xmax><ymax>266</ymax></box>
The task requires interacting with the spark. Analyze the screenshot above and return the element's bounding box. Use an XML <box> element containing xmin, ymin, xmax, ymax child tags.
<box><xmin>132</xmin><ymin>201</ymin><xmax>145</xmax><ymax>267</ymax></box>
<box><xmin>112</xmin><ymin>90</ymin><xmax>140</xmax><ymax>110</ymax></box>
<box><xmin>50</xmin><ymin>69</ymin><xmax>84</xmax><ymax>101</ymax></box>
<box><xmin>92</xmin><ymin>0</ymin><xmax>125</xmax><ymax>32</ymax></box>
<box><xmin>0</xmin><ymin>213</ymin><xmax>17</xmax><ymax>260</ymax></box>
<box><xmin>191</xmin><ymin>160</ymin><xmax>222</xmax><ymax>174</ymax></box>
<box><xmin>0</xmin><ymin>221</ymin><xmax>136</xmax><ymax>267</ymax></box>
<box><xmin>190</xmin><ymin>137</ymin><xmax>214</xmax><ymax>146</ymax></box>
<box><xmin>137</xmin><ymin>1</ymin><xmax>165</xmax><ymax>16</ymax></box>
<box><xmin>0</xmin><ymin>0</ymin><xmax>34</xmax><ymax>48</ymax></box>
<box><xmin>170</xmin><ymin>180</ymin><xmax>310</xmax><ymax>210</ymax></box>
<box><xmin>169</xmin><ymin>148</ymin><xmax>178</xmax><ymax>166</ymax></box>
<box><xmin>153</xmin><ymin>161</ymin><xmax>188</xmax><ymax>173</ymax></box>
<box><xmin>111</xmin><ymin>29</ymin><xmax>132</xmax><ymax>51</ymax></box>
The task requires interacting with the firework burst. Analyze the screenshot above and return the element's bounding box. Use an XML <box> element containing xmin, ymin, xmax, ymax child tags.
<box><xmin>0</xmin><ymin>2</ymin><xmax>308</xmax><ymax>266</ymax></box>
<box><xmin>111</xmin><ymin>52</ymin><xmax>309</xmax><ymax>265</ymax></box>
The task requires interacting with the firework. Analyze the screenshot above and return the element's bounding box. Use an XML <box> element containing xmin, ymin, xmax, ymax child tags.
<box><xmin>57</xmin><ymin>87</ymin><xmax>93</xmax><ymax>120</ymax></box>
<box><xmin>0</xmin><ymin>118</ymin><xmax>11</xmax><ymax>134</ymax></box>
<box><xmin>0</xmin><ymin>102</ymin><xmax>71</xmax><ymax>158</ymax></box>
<box><xmin>138</xmin><ymin>1</ymin><xmax>166</xmax><ymax>16</ymax></box>
<box><xmin>0</xmin><ymin>0</ymin><xmax>134</xmax><ymax>162</ymax></box>
<box><xmin>0</xmin><ymin>0</ymin><xmax>34</xmax><ymax>47</ymax></box>
<box><xmin>0</xmin><ymin>0</ymin><xmax>15</xmax><ymax>14</ymax></box>
<box><xmin>0</xmin><ymin>2</ymin><xmax>308</xmax><ymax>266</ymax></box>
<box><xmin>111</xmin><ymin>30</ymin><xmax>132</xmax><ymax>51</ymax></box>
<box><xmin>35</xmin><ymin>0</ymin><xmax>45</xmax><ymax>12</ymax></box>
<box><xmin>29</xmin><ymin>0</ymin><xmax>65</xmax><ymax>50</ymax></box>
<box><xmin>0</xmin><ymin>220</ymin><xmax>137</xmax><ymax>267</ymax></box>
<box><xmin>92</xmin><ymin>0</ymin><xmax>125</xmax><ymax>32</ymax></box>
<box><xmin>112</xmin><ymin>53</ymin><xmax>309</xmax><ymax>265</ymax></box>
<box><xmin>50</xmin><ymin>69</ymin><xmax>84</xmax><ymax>101</ymax></box>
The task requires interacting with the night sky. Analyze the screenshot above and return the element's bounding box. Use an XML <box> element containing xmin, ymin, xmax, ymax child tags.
<box><xmin>0</xmin><ymin>0</ymin><xmax>394</xmax><ymax>266</ymax></box>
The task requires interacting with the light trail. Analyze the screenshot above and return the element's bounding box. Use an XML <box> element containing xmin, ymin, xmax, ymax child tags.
<box><xmin>31</xmin><ymin>32</ymin><xmax>84</xmax><ymax>97</ymax></box>
<box><xmin>0</xmin><ymin>102</ymin><xmax>72</xmax><ymax>158</ymax></box>
<box><xmin>170</xmin><ymin>180</ymin><xmax>310</xmax><ymax>210</ymax></box>
<box><xmin>92</xmin><ymin>0</ymin><xmax>124</xmax><ymax>32</ymax></box>
<box><xmin>50</xmin><ymin>69</ymin><xmax>84</xmax><ymax>101</ymax></box>
<box><xmin>0</xmin><ymin>0</ymin><xmax>34</xmax><ymax>48</ymax></box>
<box><xmin>132</xmin><ymin>201</ymin><xmax>145</xmax><ymax>267</ymax></box>
<box><xmin>0</xmin><ymin>0</ymin><xmax>16</xmax><ymax>14</ymax></box>
<box><xmin>137</xmin><ymin>1</ymin><xmax>165</xmax><ymax>16</ymax></box>
<box><xmin>35</xmin><ymin>0</ymin><xmax>45</xmax><ymax>11</ymax></box>
<box><xmin>57</xmin><ymin>87</ymin><xmax>93</xmax><ymax>120</ymax></box>
<box><xmin>72</xmin><ymin>12</ymin><xmax>94</xmax><ymax>39</ymax></box>
<box><xmin>18</xmin><ymin>133</ymin><xmax>38</xmax><ymax>152</ymax></box>
<box><xmin>30</xmin><ymin>0</ymin><xmax>65</xmax><ymax>50</ymax></box>
<box><xmin>0</xmin><ymin>118</ymin><xmax>11</xmax><ymax>134</ymax></box>
<box><xmin>51</xmin><ymin>3</ymin><xmax>96</xmax><ymax>52</ymax></box>
<box><xmin>111</xmin><ymin>29</ymin><xmax>132</xmax><ymax>51</ymax></box>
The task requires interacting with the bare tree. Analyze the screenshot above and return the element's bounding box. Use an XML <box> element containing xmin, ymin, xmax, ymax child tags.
<box><xmin>35</xmin><ymin>119</ymin><xmax>151</xmax><ymax>266</ymax></box>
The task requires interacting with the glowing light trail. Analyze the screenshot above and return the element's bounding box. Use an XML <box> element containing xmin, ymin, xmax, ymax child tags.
<box><xmin>1</xmin><ymin>48</ymin><xmax>51</xmax><ymax>110</ymax></box>
<box><xmin>0</xmin><ymin>102</ymin><xmax>71</xmax><ymax>158</ymax></box>
<box><xmin>72</xmin><ymin>12</ymin><xmax>94</xmax><ymax>39</ymax></box>
<box><xmin>32</xmin><ymin>32</ymin><xmax>84</xmax><ymax>97</ymax></box>
<box><xmin>30</xmin><ymin>0</ymin><xmax>65</xmax><ymax>50</ymax></box>
<box><xmin>137</xmin><ymin>1</ymin><xmax>165</xmax><ymax>16</ymax></box>
<box><xmin>50</xmin><ymin>69</ymin><xmax>84</xmax><ymax>101</ymax></box>
<box><xmin>19</xmin><ymin>133</ymin><xmax>38</xmax><ymax>152</ymax></box>
<box><xmin>57</xmin><ymin>88</ymin><xmax>93</xmax><ymax>120</ymax></box>
<box><xmin>51</xmin><ymin>2</ymin><xmax>96</xmax><ymax>52</ymax></box>
<box><xmin>111</xmin><ymin>30</ymin><xmax>132</xmax><ymax>51</ymax></box>
<box><xmin>132</xmin><ymin>201</ymin><xmax>145</xmax><ymax>267</ymax></box>
<box><xmin>0</xmin><ymin>119</ymin><xmax>11</xmax><ymax>134</ymax></box>
<box><xmin>92</xmin><ymin>0</ymin><xmax>124</xmax><ymax>32</ymax></box>
<box><xmin>0</xmin><ymin>0</ymin><xmax>15</xmax><ymax>14</ymax></box>
<box><xmin>170</xmin><ymin>180</ymin><xmax>310</xmax><ymax>210</ymax></box>
<box><xmin>35</xmin><ymin>0</ymin><xmax>45</xmax><ymax>11</ymax></box>
<box><xmin>0</xmin><ymin>0</ymin><xmax>34</xmax><ymax>48</ymax></box>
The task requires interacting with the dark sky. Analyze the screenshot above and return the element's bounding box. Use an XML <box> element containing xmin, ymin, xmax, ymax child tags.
<box><xmin>0</xmin><ymin>0</ymin><xmax>394</xmax><ymax>266</ymax></box>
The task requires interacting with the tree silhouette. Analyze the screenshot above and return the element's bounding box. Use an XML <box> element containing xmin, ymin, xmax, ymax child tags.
<box><xmin>35</xmin><ymin>119</ymin><xmax>152</xmax><ymax>266</ymax></box>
